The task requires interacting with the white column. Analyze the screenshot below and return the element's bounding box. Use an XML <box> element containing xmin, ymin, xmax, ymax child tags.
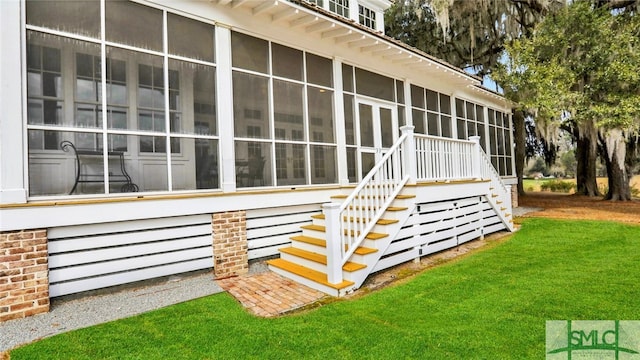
<box><xmin>508</xmin><ymin>111</ymin><xmax>516</xmax><ymax>177</ymax></box>
<box><xmin>215</xmin><ymin>24</ymin><xmax>236</xmax><ymax>193</ymax></box>
<box><xmin>469</xmin><ymin>135</ymin><xmax>482</xmax><ymax>180</ymax></box>
<box><xmin>403</xmin><ymin>80</ymin><xmax>412</xmax><ymax>127</ymax></box>
<box><xmin>482</xmin><ymin>106</ymin><xmax>491</xmax><ymax>153</ymax></box>
<box><xmin>401</xmin><ymin>125</ymin><xmax>416</xmax><ymax>185</ymax></box>
<box><xmin>450</xmin><ymin>93</ymin><xmax>459</xmax><ymax>138</ymax></box>
<box><xmin>322</xmin><ymin>202</ymin><xmax>343</xmax><ymax>284</ymax></box>
<box><xmin>0</xmin><ymin>0</ymin><xmax>27</xmax><ymax>204</ymax></box>
<box><xmin>333</xmin><ymin>58</ymin><xmax>349</xmax><ymax>186</ymax></box>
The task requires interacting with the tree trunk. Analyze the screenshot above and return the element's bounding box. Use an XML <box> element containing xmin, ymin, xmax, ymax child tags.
<box><xmin>600</xmin><ymin>129</ymin><xmax>632</xmax><ymax>201</ymax></box>
<box><xmin>513</xmin><ymin>109</ymin><xmax>526</xmax><ymax>196</ymax></box>
<box><xmin>575</xmin><ymin>122</ymin><xmax>600</xmax><ymax>197</ymax></box>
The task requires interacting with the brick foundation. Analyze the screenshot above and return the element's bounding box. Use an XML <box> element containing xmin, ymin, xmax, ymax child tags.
<box><xmin>212</xmin><ymin>211</ymin><xmax>248</xmax><ymax>278</ymax></box>
<box><xmin>510</xmin><ymin>185</ymin><xmax>519</xmax><ymax>208</ymax></box>
<box><xmin>0</xmin><ymin>229</ymin><xmax>49</xmax><ymax>322</ymax></box>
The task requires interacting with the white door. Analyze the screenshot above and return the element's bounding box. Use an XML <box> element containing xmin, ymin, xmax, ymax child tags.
<box><xmin>357</xmin><ymin>100</ymin><xmax>396</xmax><ymax>180</ymax></box>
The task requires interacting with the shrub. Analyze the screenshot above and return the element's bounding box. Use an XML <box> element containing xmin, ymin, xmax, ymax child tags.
<box><xmin>540</xmin><ymin>179</ymin><xmax>576</xmax><ymax>193</ymax></box>
<box><xmin>598</xmin><ymin>183</ymin><xmax>609</xmax><ymax>195</ymax></box>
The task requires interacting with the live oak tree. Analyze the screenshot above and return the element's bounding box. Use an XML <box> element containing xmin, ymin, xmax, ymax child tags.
<box><xmin>496</xmin><ymin>1</ymin><xmax>640</xmax><ymax>200</ymax></box>
<box><xmin>385</xmin><ymin>0</ymin><xmax>560</xmax><ymax>195</ymax></box>
<box><xmin>385</xmin><ymin>0</ymin><xmax>558</xmax><ymax>76</ymax></box>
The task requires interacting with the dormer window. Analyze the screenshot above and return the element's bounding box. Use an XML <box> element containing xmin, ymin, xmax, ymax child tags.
<box><xmin>358</xmin><ymin>5</ymin><xmax>376</xmax><ymax>30</ymax></box>
<box><xmin>329</xmin><ymin>0</ymin><xmax>349</xmax><ymax>17</ymax></box>
<box><xmin>300</xmin><ymin>0</ymin><xmax>389</xmax><ymax>32</ymax></box>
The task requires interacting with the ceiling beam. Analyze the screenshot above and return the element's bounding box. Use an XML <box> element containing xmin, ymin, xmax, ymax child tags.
<box><xmin>272</xmin><ymin>7</ymin><xmax>298</xmax><ymax>22</ymax></box>
<box><xmin>348</xmin><ymin>38</ymin><xmax>378</xmax><ymax>49</ymax></box>
<box><xmin>252</xmin><ymin>1</ymin><xmax>278</xmax><ymax>16</ymax></box>
<box><xmin>306</xmin><ymin>21</ymin><xmax>334</xmax><ymax>33</ymax></box>
<box><xmin>381</xmin><ymin>51</ymin><xmax>405</xmax><ymax>60</ymax></box>
<box><xmin>393</xmin><ymin>57</ymin><xmax>422</xmax><ymax>65</ymax></box>
<box><xmin>230</xmin><ymin>0</ymin><xmax>248</xmax><ymax>9</ymax></box>
<box><xmin>371</xmin><ymin>47</ymin><xmax>398</xmax><ymax>57</ymax></box>
<box><xmin>334</xmin><ymin>33</ymin><xmax>364</xmax><ymax>44</ymax></box>
<box><xmin>290</xmin><ymin>15</ymin><xmax>318</xmax><ymax>28</ymax></box>
<box><xmin>361</xmin><ymin>43</ymin><xmax>388</xmax><ymax>53</ymax></box>
<box><xmin>321</xmin><ymin>28</ymin><xmax>351</xmax><ymax>39</ymax></box>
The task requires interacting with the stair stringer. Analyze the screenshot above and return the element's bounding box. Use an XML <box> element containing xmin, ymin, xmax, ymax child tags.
<box><xmin>478</xmin><ymin>150</ymin><xmax>515</xmax><ymax>232</ymax></box>
<box><xmin>482</xmin><ymin>180</ymin><xmax>515</xmax><ymax>232</ymax></box>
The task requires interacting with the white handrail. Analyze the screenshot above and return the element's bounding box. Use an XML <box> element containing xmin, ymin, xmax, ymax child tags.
<box><xmin>413</xmin><ymin>134</ymin><xmax>477</xmax><ymax>182</ymax></box>
<box><xmin>336</xmin><ymin>133</ymin><xmax>410</xmax><ymax>267</ymax></box>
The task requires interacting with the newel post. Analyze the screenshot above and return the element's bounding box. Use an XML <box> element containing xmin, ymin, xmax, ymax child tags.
<box><xmin>322</xmin><ymin>202</ymin><xmax>343</xmax><ymax>284</ymax></box>
<box><xmin>469</xmin><ymin>136</ymin><xmax>482</xmax><ymax>180</ymax></box>
<box><xmin>401</xmin><ymin>125</ymin><xmax>417</xmax><ymax>184</ymax></box>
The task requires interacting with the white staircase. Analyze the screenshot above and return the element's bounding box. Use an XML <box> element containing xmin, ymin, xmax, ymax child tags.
<box><xmin>268</xmin><ymin>129</ymin><xmax>515</xmax><ymax>296</ymax></box>
<box><xmin>268</xmin><ymin>191</ymin><xmax>415</xmax><ymax>296</ymax></box>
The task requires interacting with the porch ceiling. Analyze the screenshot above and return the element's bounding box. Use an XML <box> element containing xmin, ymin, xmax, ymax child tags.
<box><xmin>212</xmin><ymin>0</ymin><xmax>480</xmax><ymax>88</ymax></box>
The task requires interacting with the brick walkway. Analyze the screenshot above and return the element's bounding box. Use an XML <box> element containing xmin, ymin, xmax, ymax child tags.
<box><xmin>216</xmin><ymin>272</ymin><xmax>326</xmax><ymax>317</ymax></box>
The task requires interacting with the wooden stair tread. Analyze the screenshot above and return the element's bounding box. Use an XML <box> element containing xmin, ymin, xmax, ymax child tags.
<box><xmin>290</xmin><ymin>235</ymin><xmax>378</xmax><ymax>255</ymax></box>
<box><xmin>301</xmin><ymin>224</ymin><xmax>327</xmax><ymax>232</ymax></box>
<box><xmin>267</xmin><ymin>258</ymin><xmax>355</xmax><ymax>290</ymax></box>
<box><xmin>279</xmin><ymin>247</ymin><xmax>366</xmax><ymax>272</ymax></box>
<box><xmin>301</xmin><ymin>224</ymin><xmax>388</xmax><ymax>240</ymax></box>
<box><xmin>350</xmin><ymin>231</ymin><xmax>388</xmax><ymax>240</ymax></box>
<box><xmin>311</xmin><ymin>214</ymin><xmax>398</xmax><ymax>225</ymax></box>
<box><xmin>354</xmin><ymin>246</ymin><xmax>378</xmax><ymax>255</ymax></box>
<box><xmin>291</xmin><ymin>235</ymin><xmax>325</xmax><ymax>247</ymax></box>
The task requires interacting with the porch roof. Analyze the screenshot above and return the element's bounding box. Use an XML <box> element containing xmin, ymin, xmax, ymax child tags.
<box><xmin>212</xmin><ymin>0</ymin><xmax>484</xmax><ymax>90</ymax></box>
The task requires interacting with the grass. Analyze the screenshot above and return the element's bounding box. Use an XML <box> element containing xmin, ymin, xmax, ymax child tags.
<box><xmin>11</xmin><ymin>218</ymin><xmax>640</xmax><ymax>359</ymax></box>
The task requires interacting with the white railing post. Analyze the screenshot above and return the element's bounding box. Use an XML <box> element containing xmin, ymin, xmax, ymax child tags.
<box><xmin>469</xmin><ymin>136</ymin><xmax>482</xmax><ymax>180</ymax></box>
<box><xmin>401</xmin><ymin>125</ymin><xmax>416</xmax><ymax>184</ymax></box>
<box><xmin>322</xmin><ymin>202</ymin><xmax>343</xmax><ymax>284</ymax></box>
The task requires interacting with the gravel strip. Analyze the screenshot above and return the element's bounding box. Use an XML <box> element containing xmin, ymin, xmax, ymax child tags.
<box><xmin>0</xmin><ymin>270</ymin><xmax>224</xmax><ymax>352</ymax></box>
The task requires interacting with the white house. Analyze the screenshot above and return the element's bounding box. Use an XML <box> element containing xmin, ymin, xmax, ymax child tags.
<box><xmin>0</xmin><ymin>0</ymin><xmax>517</xmax><ymax>321</ymax></box>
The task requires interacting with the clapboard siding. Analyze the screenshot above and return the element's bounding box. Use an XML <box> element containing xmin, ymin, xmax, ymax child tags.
<box><xmin>50</xmin><ymin>258</ymin><xmax>212</xmax><ymax>297</ymax></box>
<box><xmin>48</xmin><ymin>214</ymin><xmax>213</xmax><ymax>297</ymax></box>
<box><xmin>48</xmin><ymin>216</ymin><xmax>211</xmax><ymax>239</ymax></box>
<box><xmin>49</xmin><ymin>225</ymin><xmax>212</xmax><ymax>253</ymax></box>
<box><xmin>50</xmin><ymin>248</ymin><xmax>211</xmax><ymax>282</ymax></box>
<box><xmin>246</xmin><ymin>204</ymin><xmax>320</xmax><ymax>260</ymax></box>
<box><xmin>49</xmin><ymin>236</ymin><xmax>211</xmax><ymax>268</ymax></box>
<box><xmin>372</xmin><ymin>196</ymin><xmax>506</xmax><ymax>273</ymax></box>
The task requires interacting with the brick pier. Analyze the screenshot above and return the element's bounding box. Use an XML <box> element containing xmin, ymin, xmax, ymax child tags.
<box><xmin>212</xmin><ymin>210</ymin><xmax>249</xmax><ymax>279</ymax></box>
<box><xmin>0</xmin><ymin>229</ymin><xmax>49</xmax><ymax>322</ymax></box>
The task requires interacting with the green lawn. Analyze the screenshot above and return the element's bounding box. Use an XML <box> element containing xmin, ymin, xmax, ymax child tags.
<box><xmin>11</xmin><ymin>219</ymin><xmax>640</xmax><ymax>359</ymax></box>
